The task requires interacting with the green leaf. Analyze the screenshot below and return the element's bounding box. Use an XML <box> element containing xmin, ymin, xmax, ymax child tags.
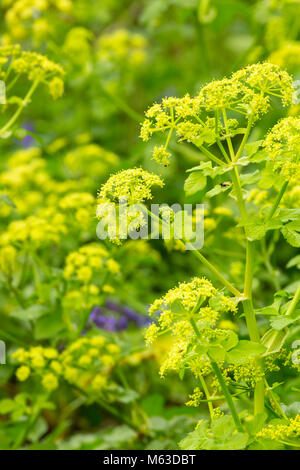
<box><xmin>269</xmin><ymin>316</ymin><xmax>296</xmax><ymax>331</ymax></box>
<box><xmin>287</xmin><ymin>255</ymin><xmax>300</xmax><ymax>269</ymax></box>
<box><xmin>28</xmin><ymin>417</ymin><xmax>48</xmax><ymax>443</ymax></box>
<box><xmin>281</xmin><ymin>223</ymin><xmax>300</xmax><ymax>248</ymax></box>
<box><xmin>245</xmin><ymin>140</ymin><xmax>262</xmax><ymax>158</ymax></box>
<box><xmin>226</xmin><ymin>340</ymin><xmax>266</xmax><ymax>364</ymax></box>
<box><xmin>240</xmin><ymin>170</ymin><xmax>260</xmax><ymax>186</ymax></box>
<box><xmin>34</xmin><ymin>313</ymin><xmax>64</xmax><ymax>340</ymax></box>
<box><xmin>184</xmin><ymin>172</ymin><xmax>207</xmax><ymax>196</ymax></box>
<box><xmin>206</xmin><ymin>184</ymin><xmax>231</xmax><ymax>198</ymax></box>
<box><xmin>261</xmin><ymin>328</ymin><xmax>288</xmax><ymax>355</ymax></box>
<box><xmin>244</xmin><ymin>413</ymin><xmax>266</xmax><ymax>436</ymax></box>
<box><xmin>141</xmin><ymin>394</ymin><xmax>164</xmax><ymax>417</ymax></box>
<box><xmin>255</xmin><ymin>307</ymin><xmax>279</xmax><ymax>316</ymax></box>
<box><xmin>208</xmin><ymin>345</ymin><xmax>226</xmax><ymax>362</ymax></box>
<box><xmin>243</xmin><ymin>216</ymin><xmax>282</xmax><ymax>241</ymax></box>
<box><xmin>179</xmin><ymin>420</ymin><xmax>209</xmax><ymax>450</ymax></box>
<box><xmin>10</xmin><ymin>305</ymin><xmax>49</xmax><ymax>322</ymax></box>
<box><xmin>180</xmin><ymin>417</ymin><xmax>248</xmax><ymax>450</ymax></box>
<box><xmin>0</xmin><ymin>399</ymin><xmax>15</xmax><ymax>414</ymax></box>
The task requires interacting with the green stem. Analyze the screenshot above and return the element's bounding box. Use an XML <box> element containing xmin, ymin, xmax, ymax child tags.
<box><xmin>230</xmin><ymin>166</ymin><xmax>248</xmax><ymax>225</ymax></box>
<box><xmin>101</xmin><ymin>85</ymin><xmax>143</xmax><ymax>122</ymax></box>
<box><xmin>286</xmin><ymin>284</ymin><xmax>300</xmax><ymax>317</ymax></box>
<box><xmin>210</xmin><ymin>361</ymin><xmax>244</xmax><ymax>432</ymax></box>
<box><xmin>190</xmin><ymin>249</ymin><xmax>242</xmax><ymax>297</ymax></box>
<box><xmin>190</xmin><ymin>318</ymin><xmax>243</xmax><ymax>431</ymax></box>
<box><xmin>228</xmin><ymin>135</ymin><xmax>265</xmax><ymax>416</ymax></box>
<box><xmin>0</xmin><ymin>80</ymin><xmax>39</xmax><ymax>136</ymax></box>
<box><xmin>267</xmin><ymin>181</ymin><xmax>289</xmax><ymax>221</ymax></box>
<box><xmin>199</xmin><ymin>145</ymin><xmax>226</xmax><ymax>166</ymax></box>
<box><xmin>199</xmin><ymin>375</ymin><xmax>214</xmax><ymax>420</ymax></box>
<box><xmin>234</xmin><ymin>116</ymin><xmax>253</xmax><ymax>163</ymax></box>
<box><xmin>147</xmin><ymin>208</ymin><xmax>241</xmax><ymax>297</ymax></box>
<box><xmin>222</xmin><ymin>109</ymin><xmax>235</xmax><ymax>161</ymax></box>
<box><xmin>264</xmin><ymin>379</ymin><xmax>288</xmax><ymax>420</ymax></box>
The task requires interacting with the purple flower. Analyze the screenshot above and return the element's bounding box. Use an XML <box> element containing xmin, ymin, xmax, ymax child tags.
<box><xmin>88</xmin><ymin>301</ymin><xmax>151</xmax><ymax>332</ymax></box>
<box><xmin>105</xmin><ymin>300</ymin><xmax>123</xmax><ymax>314</ymax></box>
<box><xmin>17</xmin><ymin>123</ymin><xmax>35</xmax><ymax>148</ymax></box>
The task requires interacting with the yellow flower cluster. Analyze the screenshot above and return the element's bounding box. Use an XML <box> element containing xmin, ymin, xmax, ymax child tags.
<box><xmin>97</xmin><ymin>29</ymin><xmax>147</xmax><ymax>68</ymax></box>
<box><xmin>257</xmin><ymin>415</ymin><xmax>300</xmax><ymax>442</ymax></box>
<box><xmin>12</xmin><ymin>51</ymin><xmax>64</xmax><ymax>95</ymax></box>
<box><xmin>12</xmin><ymin>337</ymin><xmax>121</xmax><ymax>394</ymax></box>
<box><xmin>185</xmin><ymin>387</ymin><xmax>203</xmax><ymax>407</ymax></box>
<box><xmin>0</xmin><ymin>212</ymin><xmax>67</xmax><ymax>249</ymax></box>
<box><xmin>63</xmin><ymin>27</ymin><xmax>93</xmax><ymax>68</ymax></box>
<box><xmin>0</xmin><ymin>44</ymin><xmax>64</xmax><ymax>99</ymax></box>
<box><xmin>3</xmin><ymin>0</ymin><xmax>72</xmax><ymax>41</ymax></box>
<box><xmin>263</xmin><ymin>117</ymin><xmax>300</xmax><ymax>181</ymax></box>
<box><xmin>58</xmin><ymin>192</ymin><xmax>95</xmax><ymax>226</ymax></box>
<box><xmin>13</xmin><ymin>346</ymin><xmax>60</xmax><ymax>391</ymax></box>
<box><xmin>64</xmin><ymin>144</ymin><xmax>119</xmax><ymax>181</ymax></box>
<box><xmin>146</xmin><ymin>277</ymin><xmax>238</xmax><ymax>377</ymax></box>
<box><xmin>269</xmin><ymin>42</ymin><xmax>300</xmax><ymax>70</ymax></box>
<box><xmin>225</xmin><ymin>361</ymin><xmax>264</xmax><ymax>389</ymax></box>
<box><xmin>0</xmin><ymin>244</ymin><xmax>17</xmax><ymax>278</ymax></box>
<box><xmin>61</xmin><ymin>336</ymin><xmax>121</xmax><ymax>393</ymax></box>
<box><xmin>140</xmin><ymin>63</ymin><xmax>293</xmax><ymax>165</ymax></box>
<box><xmin>63</xmin><ymin>242</ymin><xmax>120</xmax><ymax>284</ymax></box>
<box><xmin>97</xmin><ymin>168</ymin><xmax>164</xmax><ymax>206</ymax></box>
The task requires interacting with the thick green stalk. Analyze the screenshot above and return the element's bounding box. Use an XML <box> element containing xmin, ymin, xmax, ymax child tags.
<box><xmin>210</xmin><ymin>361</ymin><xmax>244</xmax><ymax>432</ymax></box>
<box><xmin>226</xmin><ymin>128</ymin><xmax>265</xmax><ymax>415</ymax></box>
<box><xmin>286</xmin><ymin>284</ymin><xmax>300</xmax><ymax>317</ymax></box>
<box><xmin>199</xmin><ymin>375</ymin><xmax>214</xmax><ymax>420</ymax></box>
<box><xmin>190</xmin><ymin>318</ymin><xmax>243</xmax><ymax>432</ymax></box>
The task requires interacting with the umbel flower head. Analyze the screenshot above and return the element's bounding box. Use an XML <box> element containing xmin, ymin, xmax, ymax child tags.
<box><xmin>256</xmin><ymin>415</ymin><xmax>300</xmax><ymax>442</ymax></box>
<box><xmin>97</xmin><ymin>29</ymin><xmax>147</xmax><ymax>68</ymax></box>
<box><xmin>97</xmin><ymin>168</ymin><xmax>164</xmax><ymax>206</ymax></box>
<box><xmin>263</xmin><ymin>117</ymin><xmax>300</xmax><ymax>181</ymax></box>
<box><xmin>140</xmin><ymin>63</ymin><xmax>294</xmax><ymax>165</ymax></box>
<box><xmin>0</xmin><ymin>45</ymin><xmax>64</xmax><ymax>99</ymax></box>
<box><xmin>145</xmin><ymin>277</ymin><xmax>238</xmax><ymax>377</ymax></box>
<box><xmin>96</xmin><ymin>168</ymin><xmax>164</xmax><ymax>245</ymax></box>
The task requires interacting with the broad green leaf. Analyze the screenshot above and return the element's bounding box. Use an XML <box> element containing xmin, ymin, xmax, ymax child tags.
<box><xmin>245</xmin><ymin>140</ymin><xmax>262</xmax><ymax>158</ymax></box>
<box><xmin>226</xmin><ymin>340</ymin><xmax>266</xmax><ymax>364</ymax></box>
<box><xmin>269</xmin><ymin>316</ymin><xmax>296</xmax><ymax>331</ymax></box>
<box><xmin>220</xmin><ymin>329</ymin><xmax>239</xmax><ymax>351</ymax></box>
<box><xmin>0</xmin><ymin>399</ymin><xmax>15</xmax><ymax>414</ymax></box>
<box><xmin>184</xmin><ymin>172</ymin><xmax>207</xmax><ymax>195</ymax></box>
<box><xmin>141</xmin><ymin>394</ymin><xmax>164</xmax><ymax>417</ymax></box>
<box><xmin>34</xmin><ymin>313</ymin><xmax>64</xmax><ymax>340</ymax></box>
<box><xmin>281</xmin><ymin>224</ymin><xmax>300</xmax><ymax>248</ymax></box>
<box><xmin>206</xmin><ymin>184</ymin><xmax>231</xmax><ymax>198</ymax></box>
<box><xmin>287</xmin><ymin>255</ymin><xmax>300</xmax><ymax>269</ymax></box>
<box><xmin>208</xmin><ymin>345</ymin><xmax>226</xmax><ymax>362</ymax></box>
<box><xmin>255</xmin><ymin>307</ymin><xmax>279</xmax><ymax>316</ymax></box>
<box><xmin>243</xmin><ymin>216</ymin><xmax>282</xmax><ymax>241</ymax></box>
<box><xmin>179</xmin><ymin>420</ymin><xmax>209</xmax><ymax>450</ymax></box>
<box><xmin>240</xmin><ymin>170</ymin><xmax>260</xmax><ymax>186</ymax></box>
<box><xmin>261</xmin><ymin>328</ymin><xmax>288</xmax><ymax>355</ymax></box>
<box><xmin>10</xmin><ymin>305</ymin><xmax>49</xmax><ymax>322</ymax></box>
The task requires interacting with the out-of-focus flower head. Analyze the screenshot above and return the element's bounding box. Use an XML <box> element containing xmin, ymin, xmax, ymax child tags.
<box><xmin>140</xmin><ymin>63</ymin><xmax>294</xmax><ymax>165</ymax></box>
<box><xmin>263</xmin><ymin>116</ymin><xmax>300</xmax><ymax>181</ymax></box>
